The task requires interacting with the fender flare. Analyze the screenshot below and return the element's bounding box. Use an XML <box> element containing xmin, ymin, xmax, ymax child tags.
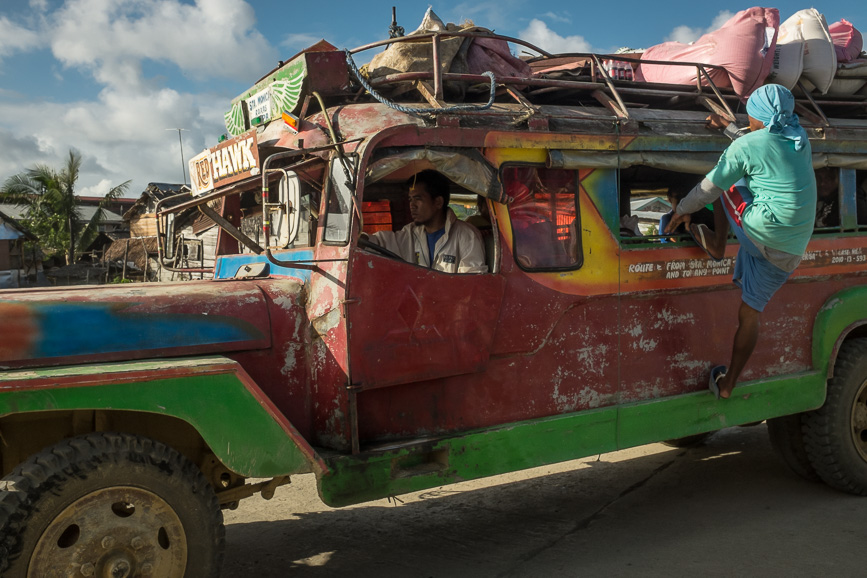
<box><xmin>813</xmin><ymin>286</ymin><xmax>867</xmax><ymax>379</ymax></box>
<box><xmin>0</xmin><ymin>356</ymin><xmax>326</xmax><ymax>477</ymax></box>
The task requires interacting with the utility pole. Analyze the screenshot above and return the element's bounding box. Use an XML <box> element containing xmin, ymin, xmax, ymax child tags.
<box><xmin>166</xmin><ymin>128</ymin><xmax>188</xmax><ymax>185</ymax></box>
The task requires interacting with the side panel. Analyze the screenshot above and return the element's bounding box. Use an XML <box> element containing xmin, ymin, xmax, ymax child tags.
<box><xmin>347</xmin><ymin>251</ymin><xmax>505</xmax><ymax>389</ymax></box>
<box><xmin>320</xmin><ymin>371</ymin><xmax>825</xmax><ymax>507</ymax></box>
<box><xmin>0</xmin><ymin>357</ymin><xmax>325</xmax><ymax>477</ymax></box>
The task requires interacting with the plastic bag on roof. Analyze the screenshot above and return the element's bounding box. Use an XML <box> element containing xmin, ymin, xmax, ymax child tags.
<box><xmin>829</xmin><ymin>19</ymin><xmax>864</xmax><ymax>63</ymax></box>
<box><xmin>465</xmin><ymin>36</ymin><xmax>531</xmax><ymax>79</ymax></box>
<box><xmin>364</xmin><ymin>7</ymin><xmax>530</xmax><ymax>97</ymax></box>
<box><xmin>365</xmin><ymin>8</ymin><xmax>465</xmax><ymax>88</ymax></box>
<box><xmin>635</xmin><ymin>7</ymin><xmax>779</xmax><ymax>99</ymax></box>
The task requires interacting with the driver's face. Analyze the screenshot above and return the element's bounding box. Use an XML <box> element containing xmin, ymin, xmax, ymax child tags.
<box><xmin>408</xmin><ymin>183</ymin><xmax>442</xmax><ymax>226</ymax></box>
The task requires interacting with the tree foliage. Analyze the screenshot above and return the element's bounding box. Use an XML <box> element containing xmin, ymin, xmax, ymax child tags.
<box><xmin>1</xmin><ymin>150</ymin><xmax>130</xmax><ymax>264</ymax></box>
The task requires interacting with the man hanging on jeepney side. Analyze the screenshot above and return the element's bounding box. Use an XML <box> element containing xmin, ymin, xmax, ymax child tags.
<box><xmin>365</xmin><ymin>170</ymin><xmax>488</xmax><ymax>273</ymax></box>
<box><xmin>666</xmin><ymin>84</ymin><xmax>817</xmax><ymax>399</ymax></box>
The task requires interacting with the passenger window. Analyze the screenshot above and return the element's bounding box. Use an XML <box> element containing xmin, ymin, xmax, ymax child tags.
<box><xmin>323</xmin><ymin>157</ymin><xmax>357</xmax><ymax>244</ymax></box>
<box><xmin>815</xmin><ymin>167</ymin><xmax>841</xmax><ymax>231</ymax></box>
<box><xmin>502</xmin><ymin>166</ymin><xmax>581</xmax><ymax>270</ymax></box>
<box><xmin>857</xmin><ymin>170</ymin><xmax>867</xmax><ymax>228</ymax></box>
<box><xmin>238</xmin><ymin>178</ymin><xmax>319</xmax><ymax>253</ymax></box>
<box><xmin>618</xmin><ymin>167</ymin><xmax>708</xmax><ymax>244</ymax></box>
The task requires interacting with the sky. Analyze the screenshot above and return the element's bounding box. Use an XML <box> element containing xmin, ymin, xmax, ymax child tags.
<box><xmin>0</xmin><ymin>0</ymin><xmax>865</xmax><ymax>198</ymax></box>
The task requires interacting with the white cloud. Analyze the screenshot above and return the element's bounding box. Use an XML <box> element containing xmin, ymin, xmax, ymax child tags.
<box><xmin>281</xmin><ymin>33</ymin><xmax>325</xmax><ymax>51</ymax></box>
<box><xmin>541</xmin><ymin>12</ymin><xmax>571</xmax><ymax>24</ymax></box>
<box><xmin>79</xmin><ymin>178</ymin><xmax>115</xmax><ymax>197</ymax></box>
<box><xmin>0</xmin><ymin>85</ymin><xmax>227</xmax><ymax>196</ymax></box>
<box><xmin>519</xmin><ymin>19</ymin><xmax>592</xmax><ymax>55</ymax></box>
<box><xmin>665</xmin><ymin>10</ymin><xmax>735</xmax><ymax>44</ymax></box>
<box><xmin>0</xmin><ymin>17</ymin><xmax>42</xmax><ymax>61</ymax></box>
<box><xmin>450</xmin><ymin>0</ymin><xmax>527</xmax><ymax>31</ymax></box>
<box><xmin>49</xmin><ymin>0</ymin><xmax>276</xmax><ymax>89</ymax></box>
<box><xmin>0</xmin><ymin>0</ymin><xmax>281</xmax><ymax>196</ymax></box>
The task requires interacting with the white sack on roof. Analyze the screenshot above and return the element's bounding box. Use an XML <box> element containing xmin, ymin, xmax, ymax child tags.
<box><xmin>768</xmin><ymin>32</ymin><xmax>804</xmax><ymax>89</ymax></box>
<box><xmin>781</xmin><ymin>9</ymin><xmax>836</xmax><ymax>94</ymax></box>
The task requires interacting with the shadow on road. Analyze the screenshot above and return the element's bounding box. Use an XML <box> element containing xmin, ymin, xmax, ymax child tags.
<box><xmin>223</xmin><ymin>425</ymin><xmax>863</xmax><ymax>577</ymax></box>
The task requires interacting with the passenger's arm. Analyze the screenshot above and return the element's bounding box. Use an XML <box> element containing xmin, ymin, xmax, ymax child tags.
<box><xmin>676</xmin><ymin>178</ymin><xmax>724</xmax><ymax>216</ymax></box>
<box><xmin>707</xmin><ymin>114</ymin><xmax>749</xmax><ymax>140</ymax></box>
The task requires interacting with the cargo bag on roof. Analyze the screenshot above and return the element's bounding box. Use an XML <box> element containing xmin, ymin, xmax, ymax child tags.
<box><xmin>362</xmin><ymin>8</ymin><xmax>530</xmax><ymax>98</ymax></box>
<box><xmin>635</xmin><ymin>7</ymin><xmax>779</xmax><ymax>99</ymax></box>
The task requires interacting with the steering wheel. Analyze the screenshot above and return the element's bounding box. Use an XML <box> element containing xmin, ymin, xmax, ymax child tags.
<box><xmin>358</xmin><ymin>236</ymin><xmax>405</xmax><ymax>262</ymax></box>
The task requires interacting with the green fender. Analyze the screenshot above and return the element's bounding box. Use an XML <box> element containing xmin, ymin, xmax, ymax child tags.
<box><xmin>0</xmin><ymin>356</ymin><xmax>325</xmax><ymax>477</ymax></box>
<box><xmin>812</xmin><ymin>286</ymin><xmax>867</xmax><ymax>378</ymax></box>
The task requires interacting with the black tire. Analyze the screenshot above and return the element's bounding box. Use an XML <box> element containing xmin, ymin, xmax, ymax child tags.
<box><xmin>0</xmin><ymin>432</ymin><xmax>224</xmax><ymax>577</ymax></box>
<box><xmin>767</xmin><ymin>414</ymin><xmax>820</xmax><ymax>482</ymax></box>
<box><xmin>662</xmin><ymin>432</ymin><xmax>713</xmax><ymax>448</ymax></box>
<box><xmin>804</xmin><ymin>338</ymin><xmax>867</xmax><ymax>495</ymax></box>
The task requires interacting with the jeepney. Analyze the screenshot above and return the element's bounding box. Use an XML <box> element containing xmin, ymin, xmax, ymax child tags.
<box><xmin>1</xmin><ymin>28</ymin><xmax>867</xmax><ymax>577</ymax></box>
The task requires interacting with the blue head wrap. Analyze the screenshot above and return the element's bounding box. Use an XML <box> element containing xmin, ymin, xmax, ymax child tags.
<box><xmin>746</xmin><ymin>84</ymin><xmax>807</xmax><ymax>151</ymax></box>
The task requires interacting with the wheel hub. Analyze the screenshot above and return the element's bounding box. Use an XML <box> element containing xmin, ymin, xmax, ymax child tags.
<box><xmin>851</xmin><ymin>378</ymin><xmax>867</xmax><ymax>462</ymax></box>
<box><xmin>27</xmin><ymin>486</ymin><xmax>187</xmax><ymax>578</ymax></box>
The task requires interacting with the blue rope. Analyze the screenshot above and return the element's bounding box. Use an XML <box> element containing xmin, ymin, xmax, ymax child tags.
<box><xmin>344</xmin><ymin>49</ymin><xmax>496</xmax><ymax>115</ymax></box>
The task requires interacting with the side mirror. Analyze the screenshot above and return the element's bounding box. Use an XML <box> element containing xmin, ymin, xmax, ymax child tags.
<box><xmin>267</xmin><ymin>172</ymin><xmax>301</xmax><ymax>248</ymax></box>
<box><xmin>164</xmin><ymin>213</ymin><xmax>176</xmax><ymax>260</ymax></box>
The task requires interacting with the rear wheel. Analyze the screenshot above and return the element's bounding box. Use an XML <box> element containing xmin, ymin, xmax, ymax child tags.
<box><xmin>767</xmin><ymin>413</ymin><xmax>819</xmax><ymax>482</ymax></box>
<box><xmin>0</xmin><ymin>432</ymin><xmax>224</xmax><ymax>577</ymax></box>
<box><xmin>804</xmin><ymin>338</ymin><xmax>867</xmax><ymax>495</ymax></box>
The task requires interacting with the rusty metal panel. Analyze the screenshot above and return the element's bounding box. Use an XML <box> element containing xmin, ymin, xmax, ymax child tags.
<box><xmin>346</xmin><ymin>249</ymin><xmax>505</xmax><ymax>390</ymax></box>
<box><xmin>0</xmin><ymin>281</ymin><xmax>271</xmax><ymax>369</ymax></box>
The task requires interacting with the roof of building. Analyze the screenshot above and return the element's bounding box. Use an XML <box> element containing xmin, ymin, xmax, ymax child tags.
<box><xmin>123</xmin><ymin>183</ymin><xmax>191</xmax><ymax>220</ymax></box>
<box><xmin>0</xmin><ymin>208</ymin><xmax>37</xmax><ymax>241</ymax></box>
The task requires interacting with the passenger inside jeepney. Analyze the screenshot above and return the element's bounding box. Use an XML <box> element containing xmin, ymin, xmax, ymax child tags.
<box><xmin>659</xmin><ymin>179</ymin><xmax>717</xmax><ymax>245</ymax></box>
<box><xmin>814</xmin><ymin>167</ymin><xmax>840</xmax><ymax>229</ymax></box>
<box><xmin>363</xmin><ymin>170</ymin><xmax>488</xmax><ymax>274</ymax></box>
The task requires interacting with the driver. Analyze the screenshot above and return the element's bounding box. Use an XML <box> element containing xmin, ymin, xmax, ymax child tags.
<box><xmin>365</xmin><ymin>170</ymin><xmax>487</xmax><ymax>273</ymax></box>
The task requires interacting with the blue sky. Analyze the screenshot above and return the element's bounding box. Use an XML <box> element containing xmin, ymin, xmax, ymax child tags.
<box><xmin>0</xmin><ymin>0</ymin><xmax>865</xmax><ymax>197</ymax></box>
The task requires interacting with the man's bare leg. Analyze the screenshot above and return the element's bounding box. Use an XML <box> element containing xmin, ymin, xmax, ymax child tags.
<box><xmin>718</xmin><ymin>300</ymin><xmax>761</xmax><ymax>398</ymax></box>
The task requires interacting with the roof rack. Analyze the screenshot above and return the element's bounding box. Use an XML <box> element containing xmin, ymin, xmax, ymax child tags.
<box><xmin>344</xmin><ymin>30</ymin><xmax>867</xmax><ymax>126</ymax></box>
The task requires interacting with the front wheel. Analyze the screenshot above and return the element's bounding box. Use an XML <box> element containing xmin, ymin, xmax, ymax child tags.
<box><xmin>0</xmin><ymin>432</ymin><xmax>224</xmax><ymax>577</ymax></box>
<box><xmin>804</xmin><ymin>338</ymin><xmax>867</xmax><ymax>495</ymax></box>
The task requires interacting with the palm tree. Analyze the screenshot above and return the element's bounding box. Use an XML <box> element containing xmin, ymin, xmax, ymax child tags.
<box><xmin>1</xmin><ymin>150</ymin><xmax>130</xmax><ymax>265</ymax></box>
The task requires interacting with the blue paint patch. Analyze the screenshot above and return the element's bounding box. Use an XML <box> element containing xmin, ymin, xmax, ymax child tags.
<box><xmin>30</xmin><ymin>302</ymin><xmax>265</xmax><ymax>359</ymax></box>
<box><xmin>214</xmin><ymin>249</ymin><xmax>314</xmax><ymax>282</ymax></box>
<box><xmin>582</xmin><ymin>169</ymin><xmax>619</xmax><ymax>234</ymax></box>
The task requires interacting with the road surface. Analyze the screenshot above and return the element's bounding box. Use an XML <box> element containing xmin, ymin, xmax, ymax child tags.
<box><xmin>223</xmin><ymin>424</ymin><xmax>867</xmax><ymax>577</ymax></box>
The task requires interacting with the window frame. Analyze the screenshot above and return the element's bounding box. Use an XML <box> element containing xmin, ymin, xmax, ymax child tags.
<box><xmin>500</xmin><ymin>163</ymin><xmax>584</xmax><ymax>273</ymax></box>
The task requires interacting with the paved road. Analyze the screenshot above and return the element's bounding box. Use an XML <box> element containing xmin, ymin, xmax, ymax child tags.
<box><xmin>222</xmin><ymin>424</ymin><xmax>867</xmax><ymax>577</ymax></box>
